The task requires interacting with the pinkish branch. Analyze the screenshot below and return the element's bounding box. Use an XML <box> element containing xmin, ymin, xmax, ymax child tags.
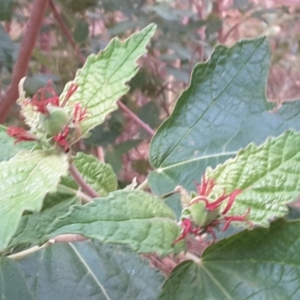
<box><xmin>118</xmin><ymin>101</ymin><xmax>155</xmax><ymax>137</ymax></box>
<box><xmin>0</xmin><ymin>0</ymin><xmax>49</xmax><ymax>123</ymax></box>
<box><xmin>69</xmin><ymin>163</ymin><xmax>99</xmax><ymax>198</ymax></box>
<box><xmin>48</xmin><ymin>0</ymin><xmax>86</xmax><ymax>65</ymax></box>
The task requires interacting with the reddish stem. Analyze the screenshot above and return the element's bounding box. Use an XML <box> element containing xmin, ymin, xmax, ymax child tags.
<box><xmin>0</xmin><ymin>0</ymin><xmax>49</xmax><ymax>123</ymax></box>
<box><xmin>117</xmin><ymin>101</ymin><xmax>155</xmax><ymax>137</ymax></box>
<box><xmin>48</xmin><ymin>0</ymin><xmax>86</xmax><ymax>65</ymax></box>
<box><xmin>69</xmin><ymin>163</ymin><xmax>99</xmax><ymax>198</ymax></box>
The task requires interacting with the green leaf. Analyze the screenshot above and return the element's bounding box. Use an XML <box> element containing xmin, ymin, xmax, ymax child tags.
<box><xmin>159</xmin><ymin>219</ymin><xmax>300</xmax><ymax>300</ymax></box>
<box><xmin>105</xmin><ymin>139</ymin><xmax>142</xmax><ymax>174</ymax></box>
<box><xmin>207</xmin><ymin>130</ymin><xmax>300</xmax><ymax>227</ymax></box>
<box><xmin>0</xmin><ymin>127</ymin><xmax>35</xmax><ymax>162</ymax></box>
<box><xmin>149</xmin><ymin>38</ymin><xmax>300</xmax><ymax>199</ymax></box>
<box><xmin>73</xmin><ymin>152</ymin><xmax>117</xmax><ymax>196</ymax></box>
<box><xmin>8</xmin><ymin>193</ymin><xmax>79</xmax><ymax>249</ymax></box>
<box><xmin>62</xmin><ymin>23</ymin><xmax>157</xmax><ymax>136</ymax></box>
<box><xmin>84</xmin><ymin>110</ymin><xmax>125</xmax><ymax>146</ymax></box>
<box><xmin>46</xmin><ymin>190</ymin><xmax>183</xmax><ymax>255</ymax></box>
<box><xmin>73</xmin><ymin>19</ymin><xmax>89</xmax><ymax>43</ymax></box>
<box><xmin>137</xmin><ymin>102</ymin><xmax>161</xmax><ymax>128</ymax></box>
<box><xmin>17</xmin><ymin>78</ymin><xmax>41</xmax><ymax>132</ymax></box>
<box><xmin>0</xmin><ymin>0</ymin><xmax>13</xmax><ymax>22</ymax></box>
<box><xmin>0</xmin><ymin>150</ymin><xmax>69</xmax><ymax>251</ymax></box>
<box><xmin>17</xmin><ymin>241</ymin><xmax>164</xmax><ymax>300</ymax></box>
<box><xmin>0</xmin><ymin>23</ymin><xmax>14</xmax><ymax>69</ymax></box>
<box><xmin>0</xmin><ymin>257</ymin><xmax>33</xmax><ymax>300</ymax></box>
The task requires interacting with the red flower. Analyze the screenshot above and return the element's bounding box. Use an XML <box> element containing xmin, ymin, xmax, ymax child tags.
<box><xmin>53</xmin><ymin>126</ymin><xmax>70</xmax><ymax>151</ymax></box>
<box><xmin>29</xmin><ymin>82</ymin><xmax>79</xmax><ymax>115</ymax></box>
<box><xmin>174</xmin><ymin>173</ymin><xmax>253</xmax><ymax>244</ymax></box>
<box><xmin>30</xmin><ymin>82</ymin><xmax>60</xmax><ymax>114</ymax></box>
<box><xmin>7</xmin><ymin>127</ymin><xmax>37</xmax><ymax>144</ymax></box>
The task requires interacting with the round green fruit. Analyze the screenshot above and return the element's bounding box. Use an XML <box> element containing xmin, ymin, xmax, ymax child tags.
<box><xmin>40</xmin><ymin>106</ymin><xmax>70</xmax><ymax>136</ymax></box>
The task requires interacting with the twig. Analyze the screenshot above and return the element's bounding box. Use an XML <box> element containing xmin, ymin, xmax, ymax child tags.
<box><xmin>53</xmin><ymin>234</ymin><xmax>87</xmax><ymax>243</ymax></box>
<box><xmin>136</xmin><ymin>178</ymin><xmax>149</xmax><ymax>190</ymax></box>
<box><xmin>69</xmin><ymin>163</ymin><xmax>99</xmax><ymax>198</ymax></box>
<box><xmin>8</xmin><ymin>235</ymin><xmax>87</xmax><ymax>260</ymax></box>
<box><xmin>185</xmin><ymin>251</ymin><xmax>201</xmax><ymax>264</ymax></box>
<box><xmin>48</xmin><ymin>0</ymin><xmax>86</xmax><ymax>65</ymax></box>
<box><xmin>8</xmin><ymin>240</ymin><xmax>55</xmax><ymax>260</ymax></box>
<box><xmin>0</xmin><ymin>0</ymin><xmax>49</xmax><ymax>123</ymax></box>
<box><xmin>57</xmin><ymin>183</ymin><xmax>93</xmax><ymax>203</ymax></box>
<box><xmin>117</xmin><ymin>101</ymin><xmax>155</xmax><ymax>137</ymax></box>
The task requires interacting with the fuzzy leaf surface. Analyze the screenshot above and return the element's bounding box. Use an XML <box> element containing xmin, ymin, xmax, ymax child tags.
<box><xmin>207</xmin><ymin>130</ymin><xmax>300</xmax><ymax>227</ymax></box>
<box><xmin>46</xmin><ymin>190</ymin><xmax>183</xmax><ymax>255</ymax></box>
<box><xmin>62</xmin><ymin>23</ymin><xmax>156</xmax><ymax>135</ymax></box>
<box><xmin>0</xmin><ymin>128</ymin><xmax>35</xmax><ymax>162</ymax></box>
<box><xmin>149</xmin><ymin>37</ymin><xmax>300</xmax><ymax>199</ymax></box>
<box><xmin>0</xmin><ymin>257</ymin><xmax>33</xmax><ymax>300</ymax></box>
<box><xmin>17</xmin><ymin>241</ymin><xmax>164</xmax><ymax>300</ymax></box>
<box><xmin>8</xmin><ymin>193</ymin><xmax>79</xmax><ymax>249</ymax></box>
<box><xmin>159</xmin><ymin>219</ymin><xmax>300</xmax><ymax>300</ymax></box>
<box><xmin>0</xmin><ymin>150</ymin><xmax>68</xmax><ymax>251</ymax></box>
<box><xmin>73</xmin><ymin>152</ymin><xmax>117</xmax><ymax>196</ymax></box>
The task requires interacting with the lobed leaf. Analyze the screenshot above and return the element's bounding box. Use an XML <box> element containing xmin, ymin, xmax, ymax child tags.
<box><xmin>0</xmin><ymin>257</ymin><xmax>33</xmax><ymax>300</ymax></box>
<box><xmin>46</xmin><ymin>190</ymin><xmax>183</xmax><ymax>255</ymax></box>
<box><xmin>61</xmin><ymin>23</ymin><xmax>157</xmax><ymax>136</ymax></box>
<box><xmin>207</xmin><ymin>130</ymin><xmax>300</xmax><ymax>227</ymax></box>
<box><xmin>0</xmin><ymin>150</ymin><xmax>69</xmax><ymax>251</ymax></box>
<box><xmin>159</xmin><ymin>219</ymin><xmax>300</xmax><ymax>300</ymax></box>
<box><xmin>17</xmin><ymin>241</ymin><xmax>165</xmax><ymax>300</ymax></box>
<box><xmin>148</xmin><ymin>37</ymin><xmax>300</xmax><ymax>202</ymax></box>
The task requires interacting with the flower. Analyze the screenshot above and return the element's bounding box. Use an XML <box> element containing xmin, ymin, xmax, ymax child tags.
<box><xmin>173</xmin><ymin>173</ymin><xmax>253</xmax><ymax>244</ymax></box>
<box><xmin>7</xmin><ymin>127</ymin><xmax>37</xmax><ymax>144</ymax></box>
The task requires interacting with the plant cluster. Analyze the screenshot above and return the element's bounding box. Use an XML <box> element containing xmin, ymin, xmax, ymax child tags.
<box><xmin>1</xmin><ymin>0</ymin><xmax>300</xmax><ymax>299</ymax></box>
<box><xmin>0</xmin><ymin>22</ymin><xmax>300</xmax><ymax>299</ymax></box>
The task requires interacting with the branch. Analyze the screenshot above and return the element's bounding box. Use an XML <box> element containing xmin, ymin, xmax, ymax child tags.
<box><xmin>69</xmin><ymin>163</ymin><xmax>99</xmax><ymax>198</ymax></box>
<box><xmin>8</xmin><ymin>240</ymin><xmax>55</xmax><ymax>260</ymax></box>
<box><xmin>117</xmin><ymin>101</ymin><xmax>155</xmax><ymax>136</ymax></box>
<box><xmin>8</xmin><ymin>235</ymin><xmax>87</xmax><ymax>260</ymax></box>
<box><xmin>48</xmin><ymin>0</ymin><xmax>86</xmax><ymax>65</ymax></box>
<box><xmin>0</xmin><ymin>0</ymin><xmax>49</xmax><ymax>123</ymax></box>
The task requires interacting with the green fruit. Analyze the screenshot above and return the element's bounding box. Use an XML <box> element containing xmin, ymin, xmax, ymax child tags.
<box><xmin>40</xmin><ymin>106</ymin><xmax>70</xmax><ymax>136</ymax></box>
<box><xmin>183</xmin><ymin>201</ymin><xmax>220</xmax><ymax>227</ymax></box>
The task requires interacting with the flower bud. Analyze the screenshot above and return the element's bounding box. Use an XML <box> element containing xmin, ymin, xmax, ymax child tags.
<box><xmin>40</xmin><ymin>105</ymin><xmax>70</xmax><ymax>136</ymax></box>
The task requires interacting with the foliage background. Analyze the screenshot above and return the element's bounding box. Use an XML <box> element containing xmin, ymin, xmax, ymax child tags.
<box><xmin>1</xmin><ymin>0</ymin><xmax>300</xmax><ymax>187</ymax></box>
<box><xmin>1</xmin><ymin>0</ymin><xmax>300</xmax><ymax>275</ymax></box>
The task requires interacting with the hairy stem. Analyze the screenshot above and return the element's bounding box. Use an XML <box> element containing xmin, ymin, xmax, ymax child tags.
<box><xmin>0</xmin><ymin>0</ymin><xmax>49</xmax><ymax>122</ymax></box>
<box><xmin>69</xmin><ymin>163</ymin><xmax>99</xmax><ymax>198</ymax></box>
